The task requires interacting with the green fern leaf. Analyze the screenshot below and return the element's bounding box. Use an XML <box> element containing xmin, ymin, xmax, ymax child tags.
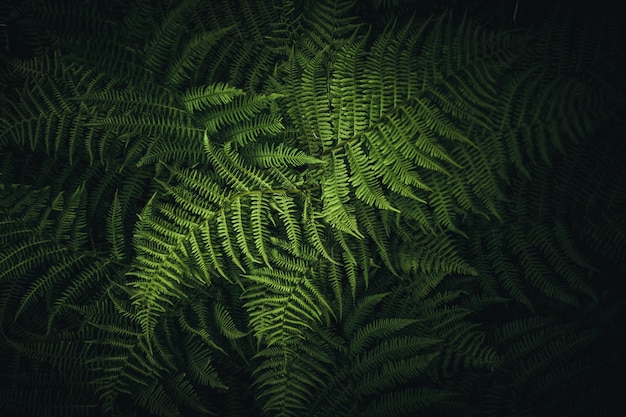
<box><xmin>106</xmin><ymin>191</ymin><xmax>126</xmax><ymax>262</ymax></box>
<box><xmin>243</xmin><ymin>263</ymin><xmax>332</xmax><ymax>346</ymax></box>
<box><xmin>214</xmin><ymin>302</ymin><xmax>248</xmax><ymax>339</ymax></box>
<box><xmin>349</xmin><ymin>318</ymin><xmax>418</xmax><ymax>355</ymax></box>
<box><xmin>243</xmin><ymin>142</ymin><xmax>324</xmax><ymax>168</ymax></box>
<box><xmin>181</xmin><ymin>82</ymin><xmax>245</xmax><ymax>113</ymax></box>
<box><xmin>321</xmin><ymin>150</ymin><xmax>362</xmax><ymax>237</ymax></box>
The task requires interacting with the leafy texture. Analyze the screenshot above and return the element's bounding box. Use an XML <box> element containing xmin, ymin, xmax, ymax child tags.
<box><xmin>1</xmin><ymin>0</ymin><xmax>625</xmax><ymax>416</ymax></box>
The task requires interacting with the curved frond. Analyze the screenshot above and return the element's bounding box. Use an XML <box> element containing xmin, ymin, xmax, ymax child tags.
<box><xmin>2</xmin><ymin>1</ymin><xmax>624</xmax><ymax>416</ymax></box>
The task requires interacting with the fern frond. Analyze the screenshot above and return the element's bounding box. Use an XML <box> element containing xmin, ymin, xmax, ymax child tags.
<box><xmin>253</xmin><ymin>340</ymin><xmax>332</xmax><ymax>417</ymax></box>
<box><xmin>342</xmin><ymin>291</ymin><xmax>389</xmax><ymax>337</ymax></box>
<box><xmin>106</xmin><ymin>192</ymin><xmax>127</xmax><ymax>262</ymax></box>
<box><xmin>358</xmin><ymin>354</ymin><xmax>439</xmax><ymax>396</ymax></box>
<box><xmin>165</xmin><ymin>26</ymin><xmax>236</xmax><ymax>88</ymax></box>
<box><xmin>47</xmin><ymin>261</ymin><xmax>123</xmax><ymax>334</ymax></box>
<box><xmin>243</xmin><ymin>142</ymin><xmax>323</xmax><ymax>168</ymax></box>
<box><xmin>1</xmin><ymin>58</ymin><xmax>87</xmax><ymax>163</ymax></box>
<box><xmin>134</xmin><ymin>379</ymin><xmax>181</xmax><ymax>417</ymax></box>
<box><xmin>181</xmin><ymin>82</ymin><xmax>245</xmax><ymax>113</ymax></box>
<box><xmin>392</xmin><ymin>229</ymin><xmax>477</xmax><ymax>276</ymax></box>
<box><xmin>349</xmin><ymin>318</ymin><xmax>420</xmax><ymax>356</ymax></box>
<box><xmin>202</xmin><ymin>93</ymin><xmax>283</xmax><ymax>136</ymax></box>
<box><xmin>221</xmin><ymin>113</ymin><xmax>285</xmax><ymax>146</ymax></box>
<box><xmin>364</xmin><ymin>387</ymin><xmax>454</xmax><ymax>417</ymax></box>
<box><xmin>300</xmin><ymin>0</ymin><xmax>363</xmax><ymax>54</ymax></box>
<box><xmin>2</xmin><ymin>1</ymin><xmax>624</xmax><ymax>416</ymax></box>
<box><xmin>346</xmin><ymin>139</ymin><xmax>398</xmax><ymax>212</ymax></box>
<box><xmin>181</xmin><ymin>334</ymin><xmax>227</xmax><ymax>389</ymax></box>
<box><xmin>243</xmin><ymin>261</ymin><xmax>332</xmax><ymax>345</ymax></box>
<box><xmin>142</xmin><ymin>0</ymin><xmax>201</xmax><ymax>77</ymax></box>
<box><xmin>321</xmin><ymin>150</ymin><xmax>362</xmax><ymax>237</ymax></box>
<box><xmin>214</xmin><ymin>302</ymin><xmax>248</xmax><ymax>340</ymax></box>
<box><xmin>126</xmin><ymin>197</ymin><xmax>190</xmax><ymax>347</ymax></box>
<box><xmin>14</xmin><ymin>251</ymin><xmax>88</xmax><ymax>321</ymax></box>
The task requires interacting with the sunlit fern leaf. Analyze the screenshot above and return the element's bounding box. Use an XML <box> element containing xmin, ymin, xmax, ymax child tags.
<box><xmin>321</xmin><ymin>150</ymin><xmax>362</xmax><ymax>237</ymax></box>
<box><xmin>125</xmin><ymin>88</ymin><xmax>287</xmax><ymax>343</ymax></box>
<box><xmin>220</xmin><ymin>114</ymin><xmax>285</xmax><ymax>146</ymax></box>
<box><xmin>302</xmin><ymin>195</ymin><xmax>336</xmax><ymax>263</ymax></box>
<box><xmin>215</xmin><ymin>210</ymin><xmax>246</xmax><ymax>273</ymax></box>
<box><xmin>202</xmin><ymin>132</ymin><xmax>269</xmax><ymax>191</ymax></box>
<box><xmin>181</xmin><ymin>82</ymin><xmax>245</xmax><ymax>113</ymax></box>
<box><xmin>271</xmin><ymin>192</ymin><xmax>303</xmax><ymax>255</ymax></box>
<box><xmin>185</xmin><ymin>225</ymin><xmax>218</xmax><ymax>285</ymax></box>
<box><xmin>127</xmin><ymin>196</ymin><xmax>189</xmax><ymax>349</ymax></box>
<box><xmin>230</xmin><ymin>196</ymin><xmax>261</xmax><ymax>266</ymax></box>
<box><xmin>242</xmin><ymin>141</ymin><xmax>324</xmax><ymax>168</ymax></box>
<box><xmin>346</xmin><ymin>139</ymin><xmax>398</xmax><ymax>212</ymax></box>
<box><xmin>249</xmin><ymin>192</ymin><xmax>272</xmax><ymax>266</ymax></box>
<box><xmin>243</xmin><ymin>264</ymin><xmax>333</xmax><ymax>346</ymax></box>
<box><xmin>328</xmin><ymin>35</ymin><xmax>369</xmax><ymax>137</ymax></box>
<box><xmin>203</xmin><ymin>93</ymin><xmax>284</xmax><ymax>135</ymax></box>
<box><xmin>362</xmin><ymin>131</ymin><xmax>428</xmax><ymax>201</ymax></box>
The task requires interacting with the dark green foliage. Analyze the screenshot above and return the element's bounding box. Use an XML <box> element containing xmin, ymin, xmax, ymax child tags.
<box><xmin>1</xmin><ymin>0</ymin><xmax>625</xmax><ymax>416</ymax></box>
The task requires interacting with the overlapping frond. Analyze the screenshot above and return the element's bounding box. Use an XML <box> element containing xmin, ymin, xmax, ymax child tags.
<box><xmin>1</xmin><ymin>1</ymin><xmax>624</xmax><ymax>417</ymax></box>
